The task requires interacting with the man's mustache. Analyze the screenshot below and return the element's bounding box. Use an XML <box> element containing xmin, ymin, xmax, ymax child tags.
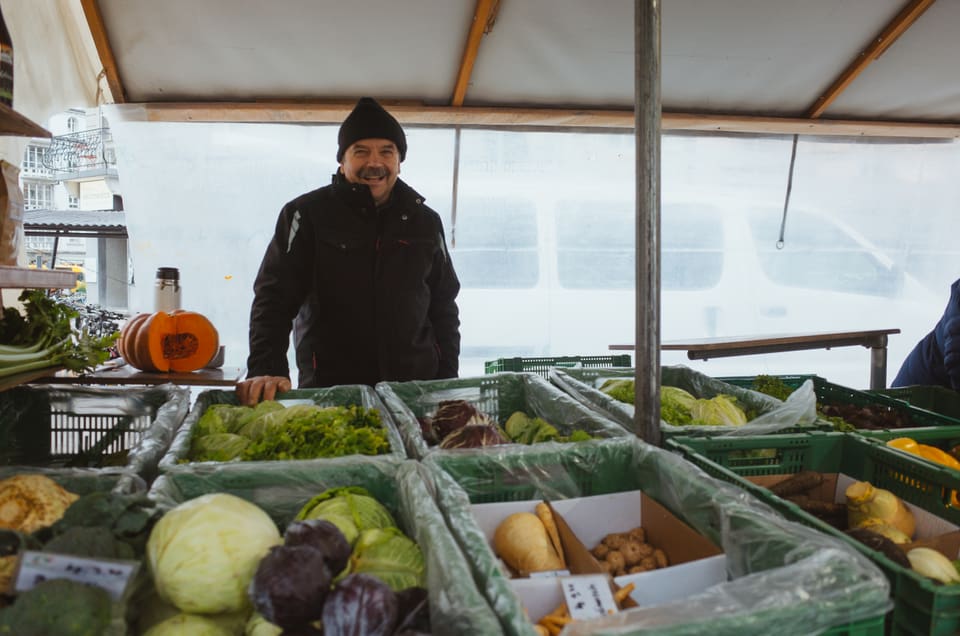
<box><xmin>359</xmin><ymin>167</ymin><xmax>389</xmax><ymax>179</ymax></box>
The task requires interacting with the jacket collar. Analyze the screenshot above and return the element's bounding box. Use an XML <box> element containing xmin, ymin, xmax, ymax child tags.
<box><xmin>331</xmin><ymin>172</ymin><xmax>425</xmax><ymax>211</ymax></box>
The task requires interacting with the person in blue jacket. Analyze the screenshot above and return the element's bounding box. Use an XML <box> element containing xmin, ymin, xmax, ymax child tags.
<box><xmin>892</xmin><ymin>278</ymin><xmax>960</xmax><ymax>389</ymax></box>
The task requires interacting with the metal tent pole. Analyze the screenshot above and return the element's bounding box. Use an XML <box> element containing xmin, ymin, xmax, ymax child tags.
<box><xmin>635</xmin><ymin>0</ymin><xmax>661</xmax><ymax>445</ymax></box>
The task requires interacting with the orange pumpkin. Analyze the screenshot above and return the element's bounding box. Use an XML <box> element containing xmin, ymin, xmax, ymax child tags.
<box><xmin>119</xmin><ymin>310</ymin><xmax>219</xmax><ymax>373</ymax></box>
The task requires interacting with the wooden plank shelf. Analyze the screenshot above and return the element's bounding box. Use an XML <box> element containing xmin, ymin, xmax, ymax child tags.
<box><xmin>0</xmin><ymin>103</ymin><xmax>51</xmax><ymax>138</ymax></box>
<box><xmin>0</xmin><ymin>265</ymin><xmax>78</xmax><ymax>289</ymax></box>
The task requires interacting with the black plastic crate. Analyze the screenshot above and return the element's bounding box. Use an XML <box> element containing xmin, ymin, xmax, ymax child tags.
<box><xmin>0</xmin><ymin>384</ymin><xmax>188</xmax><ymax>482</ymax></box>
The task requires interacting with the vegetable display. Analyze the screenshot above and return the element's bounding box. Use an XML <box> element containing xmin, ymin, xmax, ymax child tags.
<box><xmin>761</xmin><ymin>471</ymin><xmax>960</xmax><ymax>585</ymax></box>
<box><xmin>748</xmin><ymin>374</ymin><xmax>910</xmax><ymax>431</ymax></box>
<box><xmin>187</xmin><ymin>402</ymin><xmax>389</xmax><ymax>462</ymax></box>
<box><xmin>416</xmin><ymin>399</ymin><xmax>596</xmax><ymax>449</ymax></box>
<box><xmin>246</xmin><ymin>487</ymin><xmax>429</xmax><ymax>635</ymax></box>
<box><xmin>0</xmin><ymin>290</ymin><xmax>117</xmax><ymax>378</ymax></box>
<box><xmin>601</xmin><ymin>380</ymin><xmax>749</xmax><ymax>427</ymax></box>
<box><xmin>119</xmin><ymin>309</ymin><xmax>219</xmax><ymax>373</ymax></box>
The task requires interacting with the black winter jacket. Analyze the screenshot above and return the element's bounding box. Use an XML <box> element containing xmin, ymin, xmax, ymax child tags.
<box><xmin>247</xmin><ymin>174</ymin><xmax>461</xmax><ymax>388</ymax></box>
<box><xmin>893</xmin><ymin>278</ymin><xmax>960</xmax><ymax>390</ymax></box>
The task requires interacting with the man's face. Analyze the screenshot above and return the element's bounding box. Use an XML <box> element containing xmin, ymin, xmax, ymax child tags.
<box><xmin>339</xmin><ymin>138</ymin><xmax>401</xmax><ymax>207</ymax></box>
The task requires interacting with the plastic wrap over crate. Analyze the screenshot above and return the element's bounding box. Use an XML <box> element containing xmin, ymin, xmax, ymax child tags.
<box><xmin>668</xmin><ymin>432</ymin><xmax>960</xmax><ymax>635</ymax></box>
<box><xmin>0</xmin><ymin>383</ymin><xmax>189</xmax><ymax>485</ymax></box>
<box><xmin>147</xmin><ymin>457</ymin><xmax>503</xmax><ymax>636</ymax></box>
<box><xmin>158</xmin><ymin>384</ymin><xmax>407</xmax><ymax>473</ymax></box>
<box><xmin>722</xmin><ymin>374</ymin><xmax>960</xmax><ymax>435</ymax></box>
<box><xmin>375</xmin><ymin>372</ymin><xmax>631</xmax><ymax>460</ymax></box>
<box><xmin>0</xmin><ymin>466</ymin><xmax>146</xmax><ymax>497</ymax></box>
<box><xmin>422</xmin><ymin>437</ymin><xmax>890</xmax><ymax>636</ymax></box>
<box><xmin>549</xmin><ymin>365</ymin><xmax>817</xmax><ymax>437</ymax></box>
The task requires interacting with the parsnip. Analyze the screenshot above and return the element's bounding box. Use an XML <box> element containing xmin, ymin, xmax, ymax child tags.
<box><xmin>494</xmin><ymin>512</ymin><xmax>564</xmax><ymax>574</ymax></box>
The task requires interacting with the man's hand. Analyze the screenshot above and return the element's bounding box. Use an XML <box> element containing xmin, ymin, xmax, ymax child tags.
<box><xmin>236</xmin><ymin>375</ymin><xmax>292</xmax><ymax>406</ymax></box>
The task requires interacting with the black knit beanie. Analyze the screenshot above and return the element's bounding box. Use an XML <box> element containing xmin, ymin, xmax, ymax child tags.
<box><xmin>337</xmin><ymin>97</ymin><xmax>407</xmax><ymax>162</ymax></box>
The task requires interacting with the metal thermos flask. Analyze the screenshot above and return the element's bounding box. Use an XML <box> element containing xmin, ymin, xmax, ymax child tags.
<box><xmin>154</xmin><ymin>267</ymin><xmax>181</xmax><ymax>312</ymax></box>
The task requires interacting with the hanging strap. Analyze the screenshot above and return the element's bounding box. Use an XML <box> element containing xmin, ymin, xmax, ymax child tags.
<box><xmin>777</xmin><ymin>133</ymin><xmax>799</xmax><ymax>250</ymax></box>
<box><xmin>450</xmin><ymin>127</ymin><xmax>462</xmax><ymax>248</ymax></box>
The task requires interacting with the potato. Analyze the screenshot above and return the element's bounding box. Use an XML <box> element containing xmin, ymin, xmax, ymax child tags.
<box><xmin>494</xmin><ymin>512</ymin><xmax>564</xmax><ymax>575</ymax></box>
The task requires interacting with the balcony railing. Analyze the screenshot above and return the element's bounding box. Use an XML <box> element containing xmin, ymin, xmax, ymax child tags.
<box><xmin>42</xmin><ymin>128</ymin><xmax>117</xmax><ymax>177</ymax></box>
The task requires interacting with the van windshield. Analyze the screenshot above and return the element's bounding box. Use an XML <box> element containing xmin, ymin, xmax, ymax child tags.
<box><xmin>746</xmin><ymin>207</ymin><xmax>904</xmax><ymax>297</ymax></box>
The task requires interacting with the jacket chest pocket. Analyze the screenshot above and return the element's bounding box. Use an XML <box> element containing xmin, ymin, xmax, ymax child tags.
<box><xmin>316</xmin><ymin>236</ymin><xmax>374</xmax><ymax>286</ymax></box>
<box><xmin>319</xmin><ymin>236</ymin><xmax>367</xmax><ymax>253</ymax></box>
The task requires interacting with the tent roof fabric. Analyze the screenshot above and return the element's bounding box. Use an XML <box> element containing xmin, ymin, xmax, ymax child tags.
<box><xmin>83</xmin><ymin>0</ymin><xmax>958</xmax><ymax>127</ymax></box>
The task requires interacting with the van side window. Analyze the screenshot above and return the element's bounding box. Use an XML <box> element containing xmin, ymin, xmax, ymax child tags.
<box><xmin>451</xmin><ymin>196</ymin><xmax>538</xmax><ymax>288</ymax></box>
<box><xmin>556</xmin><ymin>202</ymin><xmax>633</xmax><ymax>289</ymax></box>
<box><xmin>662</xmin><ymin>204</ymin><xmax>724</xmax><ymax>290</ymax></box>
<box><xmin>555</xmin><ymin>202</ymin><xmax>724</xmax><ymax>290</ymax></box>
<box><xmin>746</xmin><ymin>208</ymin><xmax>904</xmax><ymax>297</ymax></box>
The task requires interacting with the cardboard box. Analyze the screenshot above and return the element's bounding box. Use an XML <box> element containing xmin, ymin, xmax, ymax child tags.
<box><xmin>470</xmin><ymin>490</ymin><xmax>726</xmax><ymax>620</ymax></box>
<box><xmin>752</xmin><ymin>473</ymin><xmax>960</xmax><ymax>560</ymax></box>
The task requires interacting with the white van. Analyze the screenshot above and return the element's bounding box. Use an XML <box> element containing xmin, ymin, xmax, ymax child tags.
<box><xmin>448</xmin><ymin>185</ymin><xmax>939</xmax><ymax>382</ymax></box>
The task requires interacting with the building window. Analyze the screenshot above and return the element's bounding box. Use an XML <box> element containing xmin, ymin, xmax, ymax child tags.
<box><xmin>68</xmin><ymin>195</ymin><xmax>80</xmax><ymax>209</ymax></box>
<box><xmin>21</xmin><ymin>145</ymin><xmax>50</xmax><ymax>176</ymax></box>
<box><xmin>23</xmin><ymin>182</ymin><xmax>54</xmax><ymax>210</ymax></box>
<box><xmin>67</xmin><ymin>116</ymin><xmax>79</xmax><ymax>133</ymax></box>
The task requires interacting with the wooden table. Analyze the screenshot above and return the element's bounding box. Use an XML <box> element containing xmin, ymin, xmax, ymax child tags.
<box><xmin>611</xmin><ymin>328</ymin><xmax>901</xmax><ymax>390</ymax></box>
<box><xmin>35</xmin><ymin>363</ymin><xmax>246</xmax><ymax>387</ymax></box>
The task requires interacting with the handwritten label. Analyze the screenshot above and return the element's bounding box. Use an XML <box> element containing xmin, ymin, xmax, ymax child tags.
<box><xmin>529</xmin><ymin>569</ymin><xmax>571</xmax><ymax>578</ymax></box>
<box><xmin>14</xmin><ymin>551</ymin><xmax>139</xmax><ymax>601</ymax></box>
<box><xmin>560</xmin><ymin>574</ymin><xmax>618</xmax><ymax>619</ymax></box>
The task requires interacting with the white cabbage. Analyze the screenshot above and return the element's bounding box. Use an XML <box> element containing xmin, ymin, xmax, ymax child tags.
<box><xmin>143</xmin><ymin>612</ymin><xmax>238</xmax><ymax>636</ymax></box>
<box><xmin>147</xmin><ymin>493</ymin><xmax>281</xmax><ymax>614</ymax></box>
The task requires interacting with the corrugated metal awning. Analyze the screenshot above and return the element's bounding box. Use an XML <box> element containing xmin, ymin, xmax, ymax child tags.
<box><xmin>23</xmin><ymin>209</ymin><xmax>127</xmax><ymax>238</ymax></box>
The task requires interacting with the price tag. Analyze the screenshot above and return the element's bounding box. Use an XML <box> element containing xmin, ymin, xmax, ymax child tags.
<box><xmin>14</xmin><ymin>551</ymin><xmax>139</xmax><ymax>601</ymax></box>
<box><xmin>560</xmin><ymin>574</ymin><xmax>618</xmax><ymax>620</ymax></box>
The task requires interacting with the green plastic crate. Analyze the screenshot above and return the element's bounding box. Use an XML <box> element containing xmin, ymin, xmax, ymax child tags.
<box><xmin>549</xmin><ymin>365</ymin><xmax>823</xmax><ymax>438</ymax></box>
<box><xmin>146</xmin><ymin>458</ymin><xmax>503</xmax><ymax>635</ymax></box>
<box><xmin>423</xmin><ymin>438</ymin><xmax>888</xmax><ymax>636</ymax></box>
<box><xmin>870</xmin><ymin>385</ymin><xmax>960</xmax><ymax>424</ymax></box>
<box><xmin>484</xmin><ymin>354</ymin><xmax>631</xmax><ymax>377</ymax></box>
<box><xmin>667</xmin><ymin>432</ymin><xmax>960</xmax><ymax>636</ymax></box>
<box><xmin>720</xmin><ymin>374</ymin><xmax>960</xmax><ymax>434</ymax></box>
<box><xmin>0</xmin><ymin>384</ymin><xmax>189</xmax><ymax>485</ymax></box>
<box><xmin>158</xmin><ymin>385</ymin><xmax>407</xmax><ymax>473</ymax></box>
<box><xmin>375</xmin><ymin>372</ymin><xmax>631</xmax><ymax>463</ymax></box>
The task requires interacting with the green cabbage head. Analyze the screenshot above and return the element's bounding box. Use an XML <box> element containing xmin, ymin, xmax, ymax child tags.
<box><xmin>295</xmin><ymin>486</ymin><xmax>396</xmax><ymax>545</ymax></box>
<box><xmin>146</xmin><ymin>493</ymin><xmax>282</xmax><ymax>614</ymax></box>
<box><xmin>349</xmin><ymin>527</ymin><xmax>426</xmax><ymax>591</ymax></box>
<box><xmin>660</xmin><ymin>386</ymin><xmax>697</xmax><ymax>424</ymax></box>
<box><xmin>690</xmin><ymin>394</ymin><xmax>748</xmax><ymax>426</ymax></box>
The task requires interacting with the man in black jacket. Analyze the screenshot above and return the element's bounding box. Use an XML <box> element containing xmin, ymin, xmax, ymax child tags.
<box><xmin>238</xmin><ymin>97</ymin><xmax>461</xmax><ymax>405</ymax></box>
<box><xmin>892</xmin><ymin>278</ymin><xmax>960</xmax><ymax>390</ymax></box>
